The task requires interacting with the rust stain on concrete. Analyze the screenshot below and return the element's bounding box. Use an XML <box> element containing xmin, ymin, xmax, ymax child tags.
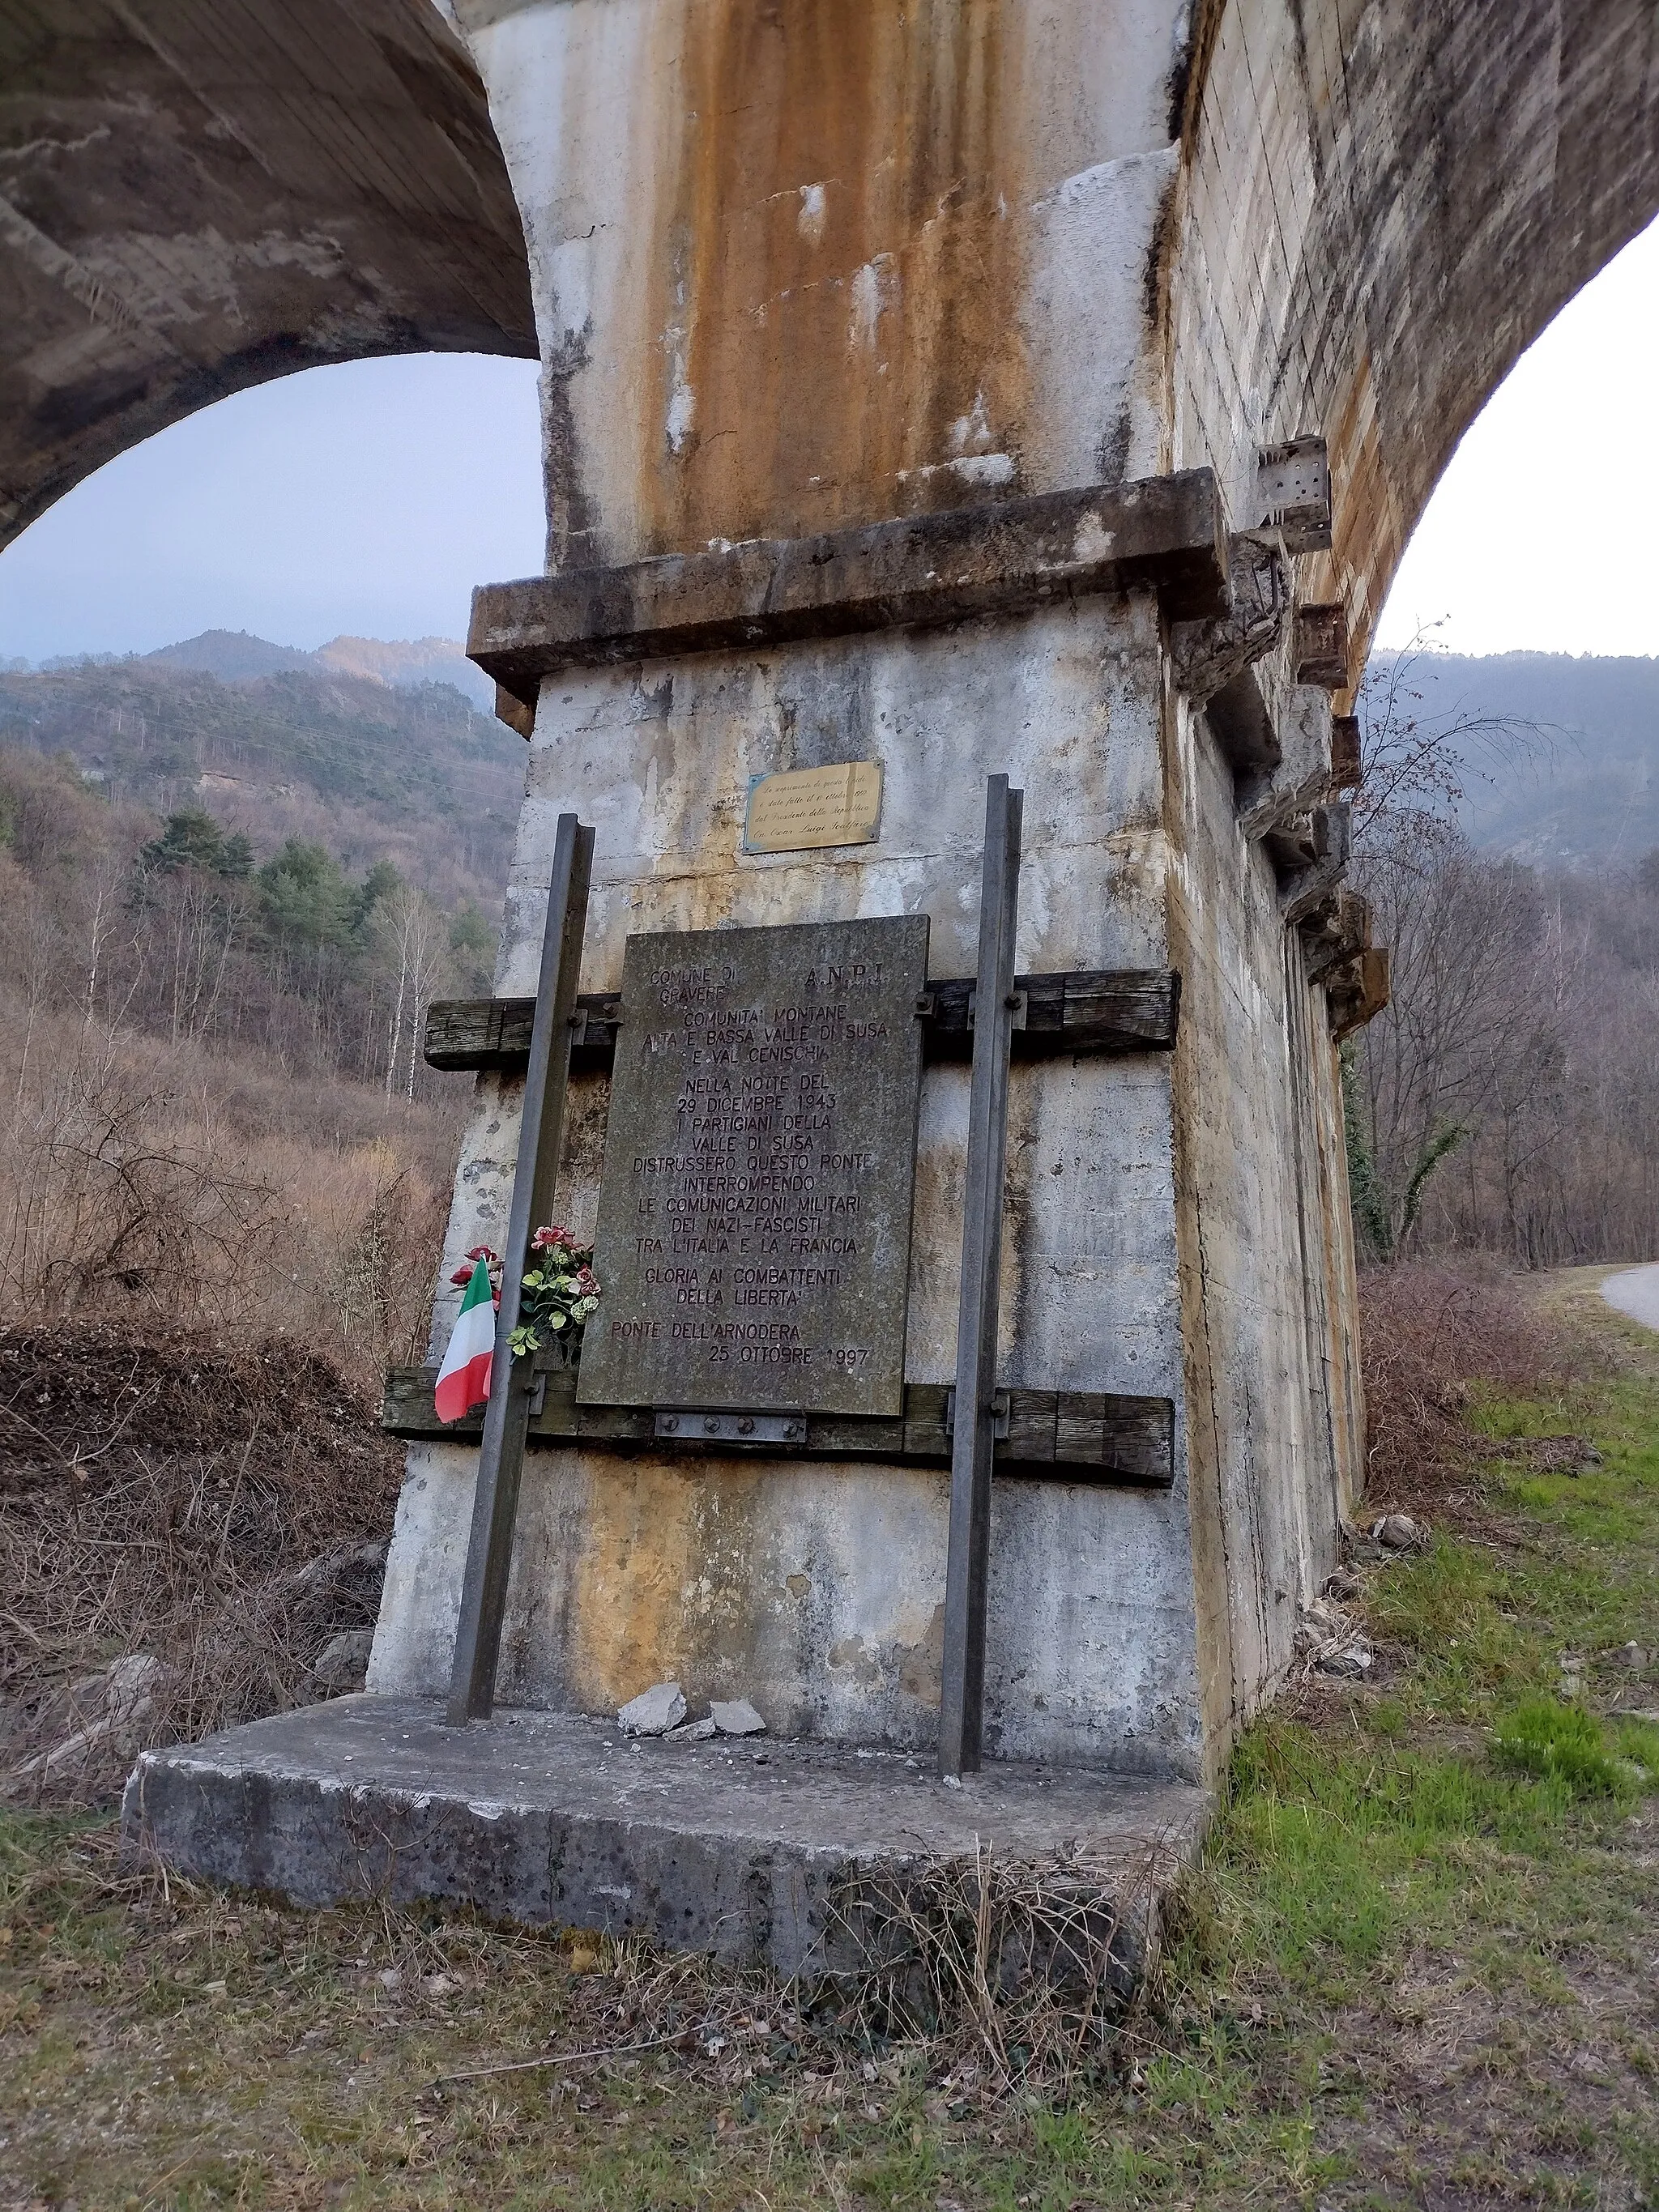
<box><xmin>567</xmin><ymin>1456</ymin><xmax>779</xmax><ymax>1709</ymax></box>
<box><xmin>641</xmin><ymin>0</ymin><xmax>1030</xmax><ymax>552</ymax></box>
<box><xmin>566</xmin><ymin>1459</ymin><xmax>703</xmax><ymax>1707</ymax></box>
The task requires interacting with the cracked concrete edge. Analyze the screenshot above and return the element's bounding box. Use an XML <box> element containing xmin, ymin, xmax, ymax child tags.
<box><xmin>120</xmin><ymin>1741</ymin><xmax>1211</xmax><ymax>1985</ymax></box>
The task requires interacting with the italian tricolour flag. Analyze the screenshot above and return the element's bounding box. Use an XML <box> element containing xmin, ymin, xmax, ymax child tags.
<box><xmin>435</xmin><ymin>1257</ymin><xmax>497</xmax><ymax>1422</ymax></box>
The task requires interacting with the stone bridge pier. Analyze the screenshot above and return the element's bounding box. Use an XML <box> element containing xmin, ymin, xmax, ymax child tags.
<box><xmin>89</xmin><ymin>0</ymin><xmax>1657</xmax><ymax>1940</ymax></box>
<box><xmin>368</xmin><ymin>0</ymin><xmax>1659</xmax><ymax>1789</ymax></box>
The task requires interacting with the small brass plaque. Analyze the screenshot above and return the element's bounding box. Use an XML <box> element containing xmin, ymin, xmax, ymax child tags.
<box><xmin>743</xmin><ymin>760</ymin><xmax>883</xmax><ymax>855</ymax></box>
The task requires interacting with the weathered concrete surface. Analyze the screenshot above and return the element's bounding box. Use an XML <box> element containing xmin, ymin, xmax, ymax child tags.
<box><xmin>0</xmin><ymin>0</ymin><xmax>535</xmax><ymax>548</ymax></box>
<box><xmin>371</xmin><ymin>593</ymin><xmax>1213</xmax><ymax>1778</ymax></box>
<box><xmin>373</xmin><ymin>0</ymin><xmax>1659</xmax><ymax>1791</ymax></box>
<box><xmin>450</xmin><ymin>0</ymin><xmax>1188</xmax><ymax>566</ymax></box>
<box><xmin>1602</xmin><ymin>1265</ymin><xmax>1659</xmax><ymax>1334</ymax></box>
<box><xmin>469</xmin><ymin>471</ymin><xmax>1230</xmax><ymax>704</ymax></box>
<box><xmin>122</xmin><ymin>1697</ymin><xmax>1210</xmax><ymax>1977</ymax></box>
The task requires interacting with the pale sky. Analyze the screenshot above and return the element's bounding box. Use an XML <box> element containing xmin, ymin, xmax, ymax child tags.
<box><xmin>0</xmin><ymin>354</ymin><xmax>545</xmax><ymax>662</ymax></box>
<box><xmin>1375</xmin><ymin>213</ymin><xmax>1659</xmax><ymax>658</ymax></box>
<box><xmin>1</xmin><ymin>213</ymin><xmax>1655</xmax><ymax>665</ymax></box>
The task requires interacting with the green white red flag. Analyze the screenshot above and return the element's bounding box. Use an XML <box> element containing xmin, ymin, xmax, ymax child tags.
<box><xmin>435</xmin><ymin>1255</ymin><xmax>496</xmax><ymax>1422</ymax></box>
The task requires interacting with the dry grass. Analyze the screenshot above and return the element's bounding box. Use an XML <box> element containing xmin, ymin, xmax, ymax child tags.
<box><xmin>1357</xmin><ymin>1256</ymin><xmax>1572</xmax><ymax>1519</ymax></box>
<box><xmin>0</xmin><ymin>1321</ymin><xmax>402</xmax><ymax>1808</ymax></box>
<box><xmin>827</xmin><ymin>1843</ymin><xmax>1162</xmax><ymax>2096</ymax></box>
<box><xmin>1</xmin><ymin>1008</ymin><xmax>455</xmax><ymax>1390</ymax></box>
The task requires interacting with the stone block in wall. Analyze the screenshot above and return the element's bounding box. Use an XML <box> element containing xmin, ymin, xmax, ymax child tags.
<box><xmin>1235</xmin><ymin>688</ymin><xmax>1335</xmax><ymax>840</ymax></box>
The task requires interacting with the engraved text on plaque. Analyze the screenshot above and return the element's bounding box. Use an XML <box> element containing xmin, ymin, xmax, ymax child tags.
<box><xmin>576</xmin><ymin>915</ymin><xmax>928</xmax><ymax>1417</ymax></box>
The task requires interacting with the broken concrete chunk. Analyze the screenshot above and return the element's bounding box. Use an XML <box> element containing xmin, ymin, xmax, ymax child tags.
<box><xmin>1371</xmin><ymin>1512</ymin><xmax>1427</xmax><ymax>1551</ymax></box>
<box><xmin>710</xmin><ymin>1698</ymin><xmax>766</xmax><ymax>1737</ymax></box>
<box><xmin>1314</xmin><ymin>1643</ymin><xmax>1375</xmax><ymax>1679</ymax></box>
<box><xmin>1323</xmin><ymin>1568</ymin><xmax>1363</xmax><ymax>1601</ymax></box>
<box><xmin>313</xmin><ymin>1629</ymin><xmax>375</xmax><ymax>1692</ymax></box>
<box><xmin>666</xmin><ymin>1715</ymin><xmax>717</xmax><ymax>1741</ymax></box>
<box><xmin>617</xmin><ymin>1681</ymin><xmax>686</xmax><ymax>1736</ymax></box>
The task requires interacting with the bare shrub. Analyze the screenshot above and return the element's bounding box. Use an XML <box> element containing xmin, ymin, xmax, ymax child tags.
<box><xmin>0</xmin><ymin>1006</ymin><xmax>455</xmax><ymax>1387</ymax></box>
<box><xmin>0</xmin><ymin>1322</ymin><xmax>403</xmax><ymax>1807</ymax></box>
<box><xmin>825</xmin><ymin>1840</ymin><xmax>1168</xmax><ymax>2094</ymax></box>
<box><xmin>1348</xmin><ymin>642</ymin><xmax>1659</xmax><ymax>1268</ymax></box>
<box><xmin>1358</xmin><ymin>1259</ymin><xmax>1567</xmax><ymax>1514</ymax></box>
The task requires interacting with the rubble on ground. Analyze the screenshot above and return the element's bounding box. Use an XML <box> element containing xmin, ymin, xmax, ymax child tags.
<box><xmin>1371</xmin><ymin>1511</ymin><xmax>1428</xmax><ymax>1551</ymax></box>
<box><xmin>711</xmin><ymin>1698</ymin><xmax>766</xmax><ymax>1737</ymax></box>
<box><xmin>617</xmin><ymin>1681</ymin><xmax>686</xmax><ymax>1736</ymax></box>
<box><xmin>313</xmin><ymin>1629</ymin><xmax>376</xmax><ymax>1692</ymax></box>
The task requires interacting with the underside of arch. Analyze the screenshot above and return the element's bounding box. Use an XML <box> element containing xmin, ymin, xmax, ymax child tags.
<box><xmin>0</xmin><ymin>0</ymin><xmax>536</xmax><ymax>552</ymax></box>
<box><xmin>1171</xmin><ymin>0</ymin><xmax>1659</xmax><ymax>683</ymax></box>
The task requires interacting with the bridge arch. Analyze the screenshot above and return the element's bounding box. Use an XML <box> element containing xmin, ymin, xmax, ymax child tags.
<box><xmin>0</xmin><ymin>0</ymin><xmax>535</xmax><ymax>553</ymax></box>
<box><xmin>1169</xmin><ymin>0</ymin><xmax>1659</xmax><ymax>674</ymax></box>
<box><xmin>8</xmin><ymin>0</ymin><xmax>1657</xmax><ymax>1798</ymax></box>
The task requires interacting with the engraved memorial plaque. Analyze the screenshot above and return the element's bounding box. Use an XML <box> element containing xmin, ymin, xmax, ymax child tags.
<box><xmin>577</xmin><ymin>915</ymin><xmax>928</xmax><ymax>1417</ymax></box>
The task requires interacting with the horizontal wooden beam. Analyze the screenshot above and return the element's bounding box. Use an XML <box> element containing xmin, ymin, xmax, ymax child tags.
<box><xmin>424</xmin><ymin>968</ymin><xmax>1179</xmax><ymax>1075</ymax></box>
<box><xmin>470</xmin><ymin>471</ymin><xmax>1230</xmax><ymax>710</ymax></box>
<box><xmin>383</xmin><ymin>1364</ymin><xmax>1175</xmax><ymax>1488</ymax></box>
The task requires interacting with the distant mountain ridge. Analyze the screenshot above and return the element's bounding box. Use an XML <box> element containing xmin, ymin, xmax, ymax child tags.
<box><xmin>141</xmin><ymin>629</ymin><xmax>493</xmax><ymax>709</ymax></box>
<box><xmin>0</xmin><ymin>641</ymin><xmax>524</xmax><ymax>912</ymax></box>
<box><xmin>6</xmin><ymin>633</ymin><xmax>1655</xmax><ymax>886</ymax></box>
<box><xmin>1369</xmin><ymin>649</ymin><xmax>1659</xmax><ymax>872</ymax></box>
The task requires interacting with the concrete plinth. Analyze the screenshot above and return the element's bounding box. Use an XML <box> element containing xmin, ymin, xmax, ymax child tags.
<box><xmin>123</xmin><ymin>1698</ymin><xmax>1209</xmax><ymax>1982</ymax></box>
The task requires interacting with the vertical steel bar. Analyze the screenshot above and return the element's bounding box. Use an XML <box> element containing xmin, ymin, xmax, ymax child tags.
<box><xmin>446</xmin><ymin>812</ymin><xmax>594</xmax><ymax>1725</ymax></box>
<box><xmin>939</xmin><ymin>774</ymin><xmax>1024</xmax><ymax>1779</ymax></box>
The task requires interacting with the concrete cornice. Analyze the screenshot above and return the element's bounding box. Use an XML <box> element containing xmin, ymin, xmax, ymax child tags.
<box><xmin>470</xmin><ymin>470</ymin><xmax>1231</xmax><ymax>705</ymax></box>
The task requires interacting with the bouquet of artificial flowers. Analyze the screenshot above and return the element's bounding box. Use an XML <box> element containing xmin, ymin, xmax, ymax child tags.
<box><xmin>509</xmin><ymin>1225</ymin><xmax>601</xmax><ymax>1358</ymax></box>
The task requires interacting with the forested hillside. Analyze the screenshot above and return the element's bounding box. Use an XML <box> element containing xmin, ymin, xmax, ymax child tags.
<box><xmin>0</xmin><ymin>650</ymin><xmax>523</xmax><ymax>910</ymax></box>
<box><xmin>1372</xmin><ymin>646</ymin><xmax>1659</xmax><ymax>868</ymax></box>
<box><xmin>0</xmin><ymin>649</ymin><xmax>529</xmax><ymax>1378</ymax></box>
<box><xmin>1349</xmin><ymin>650</ymin><xmax>1659</xmax><ymax>1268</ymax></box>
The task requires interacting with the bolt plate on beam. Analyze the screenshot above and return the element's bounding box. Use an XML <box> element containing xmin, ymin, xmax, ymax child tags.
<box><xmin>655</xmin><ymin>1409</ymin><xmax>806</xmax><ymax>1444</ymax></box>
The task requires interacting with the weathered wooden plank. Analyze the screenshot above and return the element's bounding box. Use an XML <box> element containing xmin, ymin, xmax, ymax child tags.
<box><xmin>1053</xmin><ymin>1393</ymin><xmax>1175</xmax><ymax>1485</ymax></box>
<box><xmin>425</xmin><ymin>969</ymin><xmax>1179</xmax><ymax>1075</ymax></box>
<box><xmin>424</xmin><ymin>991</ymin><xmax>621</xmax><ymax>1074</ymax></box>
<box><xmin>383</xmin><ymin>1368</ymin><xmax>1174</xmax><ymax>1486</ymax></box>
<box><xmin>805</xmin><ymin>1413</ymin><xmax>910</xmax><ymax>1459</ymax></box>
<box><xmin>471</xmin><ymin>471</ymin><xmax>1230</xmax><ymax>709</ymax></box>
<box><xmin>1004</xmin><ymin>1389</ymin><xmax>1058</xmax><ymax>1464</ymax></box>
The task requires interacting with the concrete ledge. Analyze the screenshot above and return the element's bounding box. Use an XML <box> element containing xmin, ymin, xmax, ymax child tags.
<box><xmin>122</xmin><ymin>1698</ymin><xmax>1211</xmax><ymax>1982</ymax></box>
<box><xmin>470</xmin><ymin>471</ymin><xmax>1230</xmax><ymax>707</ymax></box>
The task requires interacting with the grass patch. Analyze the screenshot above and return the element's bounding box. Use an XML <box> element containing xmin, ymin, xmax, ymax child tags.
<box><xmin>1493</xmin><ymin>1697</ymin><xmax>1657</xmax><ymax>1798</ymax></box>
<box><xmin>3</xmin><ymin>1268</ymin><xmax>1657</xmax><ymax>2207</ymax></box>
